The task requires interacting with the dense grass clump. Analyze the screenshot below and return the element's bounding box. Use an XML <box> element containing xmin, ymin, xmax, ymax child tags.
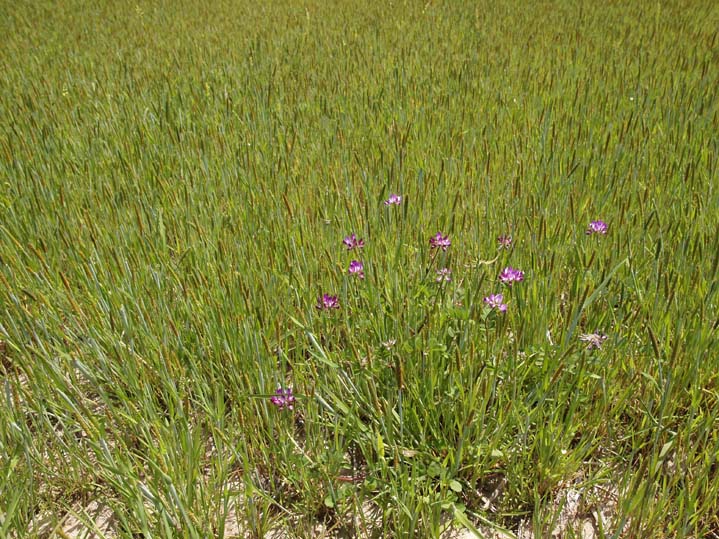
<box><xmin>1</xmin><ymin>0</ymin><xmax>719</xmax><ymax>537</ymax></box>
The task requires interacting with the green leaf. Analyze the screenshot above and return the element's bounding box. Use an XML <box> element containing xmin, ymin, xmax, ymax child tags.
<box><xmin>428</xmin><ymin>461</ymin><xmax>443</xmax><ymax>478</ymax></box>
<box><xmin>451</xmin><ymin>504</ymin><xmax>483</xmax><ymax>538</ymax></box>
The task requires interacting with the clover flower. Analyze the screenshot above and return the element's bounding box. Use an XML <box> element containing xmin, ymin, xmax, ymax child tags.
<box><xmin>270</xmin><ymin>387</ymin><xmax>296</xmax><ymax>410</ymax></box>
<box><xmin>316</xmin><ymin>294</ymin><xmax>340</xmax><ymax>310</ymax></box>
<box><xmin>348</xmin><ymin>260</ymin><xmax>365</xmax><ymax>279</ymax></box>
<box><xmin>343</xmin><ymin>234</ymin><xmax>365</xmax><ymax>250</ymax></box>
<box><xmin>384</xmin><ymin>194</ymin><xmax>402</xmax><ymax>206</ymax></box>
<box><xmin>499</xmin><ymin>266</ymin><xmax>524</xmax><ymax>285</ymax></box>
<box><xmin>484</xmin><ymin>293</ymin><xmax>508</xmax><ymax>312</ymax></box>
<box><xmin>435</xmin><ymin>268</ymin><xmax>452</xmax><ymax>282</ymax></box>
<box><xmin>497</xmin><ymin>235</ymin><xmax>513</xmax><ymax>249</ymax></box>
<box><xmin>586</xmin><ymin>220</ymin><xmax>608</xmax><ymax>235</ymax></box>
<box><xmin>579</xmin><ymin>332</ymin><xmax>607</xmax><ymax>350</ymax></box>
<box><xmin>429</xmin><ymin>232</ymin><xmax>451</xmax><ymax>251</ymax></box>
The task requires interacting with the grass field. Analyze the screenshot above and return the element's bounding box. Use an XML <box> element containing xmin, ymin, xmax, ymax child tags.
<box><xmin>2</xmin><ymin>0</ymin><xmax>719</xmax><ymax>537</ymax></box>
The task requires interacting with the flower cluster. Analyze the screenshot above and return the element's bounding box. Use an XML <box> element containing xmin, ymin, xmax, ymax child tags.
<box><xmin>579</xmin><ymin>332</ymin><xmax>607</xmax><ymax>350</ymax></box>
<box><xmin>278</xmin><ymin>196</ymin><xmax>612</xmax><ymax>412</ymax></box>
<box><xmin>382</xmin><ymin>339</ymin><xmax>396</xmax><ymax>350</ymax></box>
<box><xmin>348</xmin><ymin>260</ymin><xmax>365</xmax><ymax>279</ymax></box>
<box><xmin>270</xmin><ymin>387</ymin><xmax>296</xmax><ymax>410</ymax></box>
<box><xmin>316</xmin><ymin>294</ymin><xmax>340</xmax><ymax>310</ymax></box>
<box><xmin>586</xmin><ymin>220</ymin><xmax>608</xmax><ymax>235</ymax></box>
<box><xmin>435</xmin><ymin>268</ymin><xmax>452</xmax><ymax>283</ymax></box>
<box><xmin>429</xmin><ymin>232</ymin><xmax>451</xmax><ymax>251</ymax></box>
<box><xmin>343</xmin><ymin>234</ymin><xmax>365</xmax><ymax>250</ymax></box>
<box><xmin>497</xmin><ymin>235</ymin><xmax>512</xmax><ymax>249</ymax></box>
<box><xmin>384</xmin><ymin>193</ymin><xmax>402</xmax><ymax>206</ymax></box>
<box><xmin>484</xmin><ymin>293</ymin><xmax>508</xmax><ymax>312</ymax></box>
<box><xmin>499</xmin><ymin>266</ymin><xmax>524</xmax><ymax>285</ymax></box>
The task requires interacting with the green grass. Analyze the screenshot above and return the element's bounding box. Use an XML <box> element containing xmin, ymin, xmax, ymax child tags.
<box><xmin>1</xmin><ymin>0</ymin><xmax>719</xmax><ymax>537</ymax></box>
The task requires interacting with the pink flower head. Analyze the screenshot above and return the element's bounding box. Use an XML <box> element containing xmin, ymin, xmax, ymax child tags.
<box><xmin>499</xmin><ymin>266</ymin><xmax>524</xmax><ymax>285</ymax></box>
<box><xmin>429</xmin><ymin>232</ymin><xmax>451</xmax><ymax>251</ymax></box>
<box><xmin>270</xmin><ymin>387</ymin><xmax>296</xmax><ymax>410</ymax></box>
<box><xmin>586</xmin><ymin>220</ymin><xmax>608</xmax><ymax>235</ymax></box>
<box><xmin>348</xmin><ymin>260</ymin><xmax>365</xmax><ymax>279</ymax></box>
<box><xmin>384</xmin><ymin>193</ymin><xmax>402</xmax><ymax>206</ymax></box>
<box><xmin>484</xmin><ymin>293</ymin><xmax>508</xmax><ymax>312</ymax></box>
<box><xmin>343</xmin><ymin>234</ymin><xmax>365</xmax><ymax>250</ymax></box>
<box><xmin>316</xmin><ymin>294</ymin><xmax>340</xmax><ymax>310</ymax></box>
<box><xmin>497</xmin><ymin>235</ymin><xmax>513</xmax><ymax>249</ymax></box>
<box><xmin>579</xmin><ymin>332</ymin><xmax>607</xmax><ymax>350</ymax></box>
<box><xmin>435</xmin><ymin>268</ymin><xmax>452</xmax><ymax>282</ymax></box>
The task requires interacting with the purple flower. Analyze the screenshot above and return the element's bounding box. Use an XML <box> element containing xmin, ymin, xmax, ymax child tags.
<box><xmin>579</xmin><ymin>332</ymin><xmax>607</xmax><ymax>350</ymax></box>
<box><xmin>270</xmin><ymin>386</ymin><xmax>296</xmax><ymax>410</ymax></box>
<box><xmin>484</xmin><ymin>293</ymin><xmax>508</xmax><ymax>312</ymax></box>
<box><xmin>497</xmin><ymin>235</ymin><xmax>513</xmax><ymax>249</ymax></box>
<box><xmin>343</xmin><ymin>234</ymin><xmax>365</xmax><ymax>250</ymax></box>
<box><xmin>435</xmin><ymin>267</ymin><xmax>452</xmax><ymax>282</ymax></box>
<box><xmin>316</xmin><ymin>294</ymin><xmax>340</xmax><ymax>310</ymax></box>
<box><xmin>429</xmin><ymin>232</ymin><xmax>451</xmax><ymax>251</ymax></box>
<box><xmin>499</xmin><ymin>266</ymin><xmax>524</xmax><ymax>285</ymax></box>
<box><xmin>586</xmin><ymin>220</ymin><xmax>608</xmax><ymax>235</ymax></box>
<box><xmin>348</xmin><ymin>260</ymin><xmax>365</xmax><ymax>279</ymax></box>
<box><xmin>384</xmin><ymin>193</ymin><xmax>402</xmax><ymax>206</ymax></box>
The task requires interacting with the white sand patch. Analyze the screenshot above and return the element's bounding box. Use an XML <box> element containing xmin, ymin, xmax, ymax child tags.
<box><xmin>58</xmin><ymin>501</ymin><xmax>117</xmax><ymax>539</ymax></box>
<box><xmin>24</xmin><ymin>501</ymin><xmax>117</xmax><ymax>539</ymax></box>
